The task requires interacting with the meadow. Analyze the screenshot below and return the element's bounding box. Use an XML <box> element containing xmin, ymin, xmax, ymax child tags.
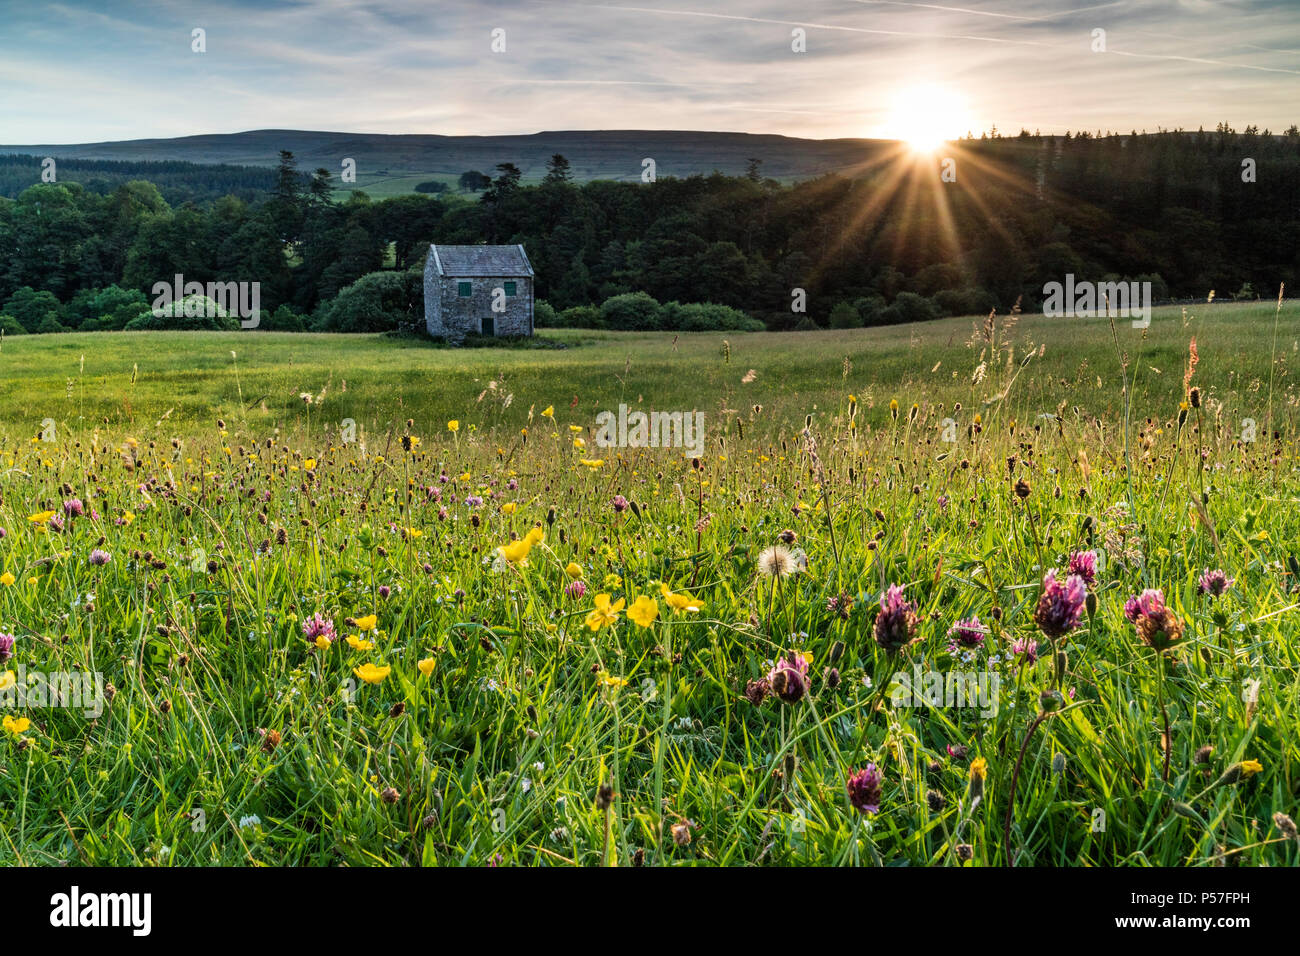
<box><xmin>0</xmin><ymin>300</ymin><xmax>1297</xmax><ymax>866</ymax></box>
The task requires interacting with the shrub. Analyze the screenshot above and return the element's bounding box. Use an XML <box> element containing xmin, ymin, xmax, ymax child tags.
<box><xmin>874</xmin><ymin>291</ymin><xmax>940</xmax><ymax>326</ymax></box>
<box><xmin>559</xmin><ymin>305</ymin><xmax>602</xmax><ymax>329</ymax></box>
<box><xmin>124</xmin><ymin>295</ymin><xmax>241</xmax><ymax>331</ymax></box>
<box><xmin>932</xmin><ymin>287</ymin><xmax>997</xmax><ymax>317</ymax></box>
<box><xmin>534</xmin><ymin>299</ymin><xmax>558</xmax><ymax>328</ymax></box>
<box><xmin>0</xmin><ymin>314</ymin><xmax>26</xmax><ymax>335</ymax></box>
<box><xmin>315</xmin><ymin>270</ymin><xmax>423</xmax><ymax>334</ymax></box>
<box><xmin>265</xmin><ymin>305</ymin><xmax>307</xmax><ymax>332</ymax></box>
<box><xmin>659</xmin><ymin>301</ymin><xmax>763</xmax><ymax>331</ymax></box>
<box><xmin>599</xmin><ymin>291</ymin><xmax>661</xmax><ymax>331</ymax></box>
<box><xmin>828</xmin><ymin>302</ymin><xmax>862</xmax><ymax>329</ymax></box>
<box><xmin>793</xmin><ymin>316</ymin><xmax>822</xmax><ymax>331</ymax></box>
<box><xmin>36</xmin><ymin>313</ymin><xmax>69</xmax><ymax>334</ymax></box>
<box><xmin>852</xmin><ymin>295</ymin><xmax>888</xmax><ymax>325</ymax></box>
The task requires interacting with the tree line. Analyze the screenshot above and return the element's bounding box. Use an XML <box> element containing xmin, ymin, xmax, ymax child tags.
<box><xmin>1</xmin><ymin>128</ymin><xmax>1296</xmax><ymax>336</ymax></box>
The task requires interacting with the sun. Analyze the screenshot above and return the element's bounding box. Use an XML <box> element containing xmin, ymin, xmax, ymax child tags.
<box><xmin>881</xmin><ymin>84</ymin><xmax>972</xmax><ymax>154</ymax></box>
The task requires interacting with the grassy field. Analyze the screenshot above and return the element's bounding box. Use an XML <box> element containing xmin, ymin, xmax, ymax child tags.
<box><xmin>0</xmin><ymin>301</ymin><xmax>1298</xmax><ymax>866</ymax></box>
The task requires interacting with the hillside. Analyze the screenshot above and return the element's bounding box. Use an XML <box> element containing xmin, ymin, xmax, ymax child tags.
<box><xmin>0</xmin><ymin>129</ymin><xmax>894</xmax><ymax>195</ymax></box>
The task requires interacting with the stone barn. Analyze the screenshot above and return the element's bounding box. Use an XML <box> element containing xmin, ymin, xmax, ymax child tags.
<box><xmin>424</xmin><ymin>244</ymin><xmax>535</xmax><ymax>342</ymax></box>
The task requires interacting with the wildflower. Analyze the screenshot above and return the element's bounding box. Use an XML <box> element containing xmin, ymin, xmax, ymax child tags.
<box><xmin>968</xmin><ymin>757</ymin><xmax>987</xmax><ymax>801</ymax></box>
<box><xmin>302</xmin><ymin>612</ymin><xmax>335</xmax><ymax>642</ymax></box>
<box><xmin>0</xmin><ymin>572</ymin><xmax>13</xmax><ymax>587</ymax></box>
<box><xmin>498</xmin><ymin>526</ymin><xmax>544</xmax><ymax>565</ymax></box>
<box><xmin>238</xmin><ymin>814</ymin><xmax>262</xmax><ymax>829</ymax></box>
<box><xmin>1034</xmin><ymin>571</ymin><xmax>1086</xmax><ymax>639</ymax></box>
<box><xmin>0</xmin><ymin>633</ymin><xmax>14</xmax><ymax>663</ymax></box>
<box><xmin>1125</xmin><ymin>588</ymin><xmax>1185</xmax><ymax>652</ymax></box>
<box><xmin>565</xmin><ymin>562</ymin><xmax>583</xmax><ymax>580</ymax></box>
<box><xmin>63</xmin><ymin>498</ymin><xmax>84</xmax><ymax>517</ymax></box>
<box><xmin>346</xmin><ymin>635</ymin><xmax>375</xmax><ymax>651</ymax></box>
<box><xmin>314</xmin><ymin>635</ymin><xmax>332</xmax><ymax>651</ymax></box>
<box><xmin>671</xmin><ymin>821</ymin><xmax>693</xmax><ymax>846</ymax></box>
<box><xmin>542</xmin><ymin>406</ymin><xmax>554</xmax><ymax>419</ymax></box>
<box><xmin>352</xmin><ymin>662</ymin><xmax>390</xmax><ymax>685</ymax></box>
<box><xmin>354</xmin><ymin>614</ymin><xmax>378</xmax><ymax>632</ymax></box>
<box><xmin>3</xmin><ymin>714</ymin><xmax>31</xmax><ymax>735</ymax></box>
<box><xmin>1067</xmin><ymin>550</ymin><xmax>1097</xmax><ymax>585</ymax></box>
<box><xmin>1214</xmin><ymin>759</ymin><xmax>1263</xmax><ymax>786</ymax></box>
<box><xmin>28</xmin><ymin>510</ymin><xmax>56</xmax><ymax>525</ymax></box>
<box><xmin>873</xmin><ymin>584</ymin><xmax>919</xmax><ymax>652</ymax></box>
<box><xmin>744</xmin><ymin>679</ymin><xmax>770</xmax><ymax>705</ymax></box>
<box><xmin>585</xmin><ymin>594</ymin><xmax>625</xmax><ymax>631</ymax></box>
<box><xmin>88</xmin><ymin>549</ymin><xmax>112</xmax><ymax>567</ymax></box>
<box><xmin>660</xmin><ymin>584</ymin><xmax>703</xmax><ymax>613</ymax></box>
<box><xmin>501</xmin><ymin>502</ymin><xmax>518</xmax><ymax>515</ymax></box>
<box><xmin>0</xmin><ymin>670</ymin><xmax>14</xmax><ymax>691</ymax></box>
<box><xmin>767</xmin><ymin>652</ymin><xmax>810</xmax><ymax>704</ymax></box>
<box><xmin>846</xmin><ymin>764</ymin><xmax>884</xmax><ymax>815</ymax></box>
<box><xmin>1197</xmin><ymin>568</ymin><xmax>1234</xmax><ymax>598</ymax></box>
<box><xmin>566</xmin><ymin>579</ymin><xmax>587</xmax><ymax>600</ymax></box>
<box><xmin>1011</xmin><ymin>637</ymin><xmax>1039</xmax><ymax>664</ymax></box>
<box><xmin>756</xmin><ymin>545</ymin><xmax>802</xmax><ymax>578</ymax></box>
<box><xmin>596</xmin><ymin>670</ymin><xmax>628</xmax><ymax>690</ymax></box>
<box><xmin>612</xmin><ymin>495</ymin><xmax>629</xmax><ymax>513</ymax></box>
<box><xmin>447</xmin><ymin>420</ymin><xmax>460</xmax><ymax>433</ymax></box>
<box><xmin>627</xmin><ymin>595</ymin><xmax>659</xmax><ymax>628</ymax></box>
<box><xmin>417</xmin><ymin>657</ymin><xmax>436</xmax><ymax>677</ymax></box>
<box><xmin>946</xmin><ymin>616</ymin><xmax>986</xmax><ymax>653</ymax></box>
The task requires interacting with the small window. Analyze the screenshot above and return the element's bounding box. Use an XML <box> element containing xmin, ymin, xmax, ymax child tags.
<box><xmin>503</xmin><ymin>281</ymin><xmax>517</xmax><ymax>296</ymax></box>
<box><xmin>457</xmin><ymin>281</ymin><xmax>472</xmax><ymax>297</ymax></box>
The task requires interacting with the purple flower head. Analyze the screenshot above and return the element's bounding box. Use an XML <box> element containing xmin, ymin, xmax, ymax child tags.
<box><xmin>465</xmin><ymin>495</ymin><xmax>483</xmax><ymax>509</ymax></box>
<box><xmin>378</xmin><ymin>585</ymin><xmax>391</xmax><ymax>599</ymax></box>
<box><xmin>48</xmin><ymin>514</ymin><xmax>65</xmax><ymax>534</ymax></box>
<box><xmin>88</xmin><ymin>549</ymin><xmax>112</xmax><ymax>567</ymax></box>
<box><xmin>1067</xmin><ymin>550</ymin><xmax>1097</xmax><ymax>586</ymax></box>
<box><xmin>301</xmin><ymin>612</ymin><xmax>336</xmax><ymax>642</ymax></box>
<box><xmin>767</xmin><ymin>652</ymin><xmax>810</xmax><ymax>704</ymax></box>
<box><xmin>506</xmin><ymin>478</ymin><xmax>518</xmax><ymax>491</ymax></box>
<box><xmin>612</xmin><ymin>495</ymin><xmax>629</xmax><ymax>513</ymax></box>
<box><xmin>1011</xmin><ymin>637</ymin><xmax>1039</xmax><ymax>664</ymax></box>
<box><xmin>1126</xmin><ymin>588</ymin><xmax>1185</xmax><ymax>651</ymax></box>
<box><xmin>63</xmin><ymin>498</ymin><xmax>85</xmax><ymax>518</ymax></box>
<box><xmin>0</xmin><ymin>632</ymin><xmax>15</xmax><ymax>663</ymax></box>
<box><xmin>1034</xmin><ymin>571</ymin><xmax>1086</xmax><ymax>639</ymax></box>
<box><xmin>946</xmin><ymin>616</ymin><xmax>987</xmax><ymax>653</ymax></box>
<box><xmin>565</xmin><ymin>579</ymin><xmax>587</xmax><ymax>600</ymax></box>
<box><xmin>1197</xmin><ymin>568</ymin><xmax>1234</xmax><ymax>599</ymax></box>
<box><xmin>873</xmin><ymin>584</ymin><xmax>919</xmax><ymax>652</ymax></box>
<box><xmin>847</xmin><ymin>764</ymin><xmax>884</xmax><ymax>815</ymax></box>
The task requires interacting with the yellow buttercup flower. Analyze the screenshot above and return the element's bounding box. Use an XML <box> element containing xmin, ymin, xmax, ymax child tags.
<box><xmin>304</xmin><ymin>458</ymin><xmax>316</xmax><ymax>471</ymax></box>
<box><xmin>627</xmin><ymin>595</ymin><xmax>659</xmax><ymax>628</ymax></box>
<box><xmin>565</xmin><ymin>562</ymin><xmax>584</xmax><ymax>580</ymax></box>
<box><xmin>0</xmin><ymin>671</ymin><xmax>15</xmax><ymax>691</ymax></box>
<box><xmin>314</xmin><ymin>635</ymin><xmax>332</xmax><ymax>651</ymax></box>
<box><xmin>346</xmin><ymin>635</ymin><xmax>374</xmax><ymax>651</ymax></box>
<box><xmin>28</xmin><ymin>511</ymin><xmax>56</xmax><ymax>524</ymax></box>
<box><xmin>417</xmin><ymin>657</ymin><xmax>436</xmax><ymax>677</ymax></box>
<box><xmin>447</xmin><ymin>420</ymin><xmax>460</xmax><ymax>433</ymax></box>
<box><xmin>502</xmin><ymin>502</ymin><xmax>518</xmax><ymax>515</ymax></box>
<box><xmin>353</xmin><ymin>663</ymin><xmax>390</xmax><ymax>685</ymax></box>
<box><xmin>660</xmin><ymin>584</ymin><xmax>704</xmax><ymax>613</ymax></box>
<box><xmin>596</xmin><ymin>670</ymin><xmax>628</xmax><ymax>690</ymax></box>
<box><xmin>3</xmin><ymin>714</ymin><xmax>31</xmax><ymax>735</ymax></box>
<box><xmin>354</xmin><ymin>614</ymin><xmax>378</xmax><ymax>632</ymax></box>
<box><xmin>542</xmin><ymin>406</ymin><xmax>554</xmax><ymax>418</ymax></box>
<box><xmin>0</xmin><ymin>572</ymin><xmax>14</xmax><ymax>587</ymax></box>
<box><xmin>585</xmin><ymin>594</ymin><xmax>625</xmax><ymax>631</ymax></box>
<box><xmin>499</xmin><ymin>526</ymin><xmax>544</xmax><ymax>565</ymax></box>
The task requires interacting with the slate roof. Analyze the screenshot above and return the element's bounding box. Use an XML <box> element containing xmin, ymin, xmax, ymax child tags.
<box><xmin>429</xmin><ymin>244</ymin><xmax>534</xmax><ymax>277</ymax></box>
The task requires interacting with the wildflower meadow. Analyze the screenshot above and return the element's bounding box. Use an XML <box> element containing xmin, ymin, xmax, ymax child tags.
<box><xmin>0</xmin><ymin>301</ymin><xmax>1296</xmax><ymax>868</ymax></box>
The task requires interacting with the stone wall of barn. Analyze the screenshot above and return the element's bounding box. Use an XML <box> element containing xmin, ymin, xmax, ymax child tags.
<box><xmin>430</xmin><ymin>275</ymin><xmax>533</xmax><ymax>341</ymax></box>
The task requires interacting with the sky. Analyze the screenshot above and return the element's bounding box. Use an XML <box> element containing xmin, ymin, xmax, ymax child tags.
<box><xmin>1</xmin><ymin>0</ymin><xmax>1298</xmax><ymax>144</ymax></box>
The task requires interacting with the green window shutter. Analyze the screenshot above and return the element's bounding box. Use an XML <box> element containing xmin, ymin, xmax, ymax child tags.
<box><xmin>504</xmin><ymin>281</ymin><xmax>517</xmax><ymax>296</ymax></box>
<box><xmin>457</xmin><ymin>281</ymin><xmax>472</xmax><ymax>296</ymax></box>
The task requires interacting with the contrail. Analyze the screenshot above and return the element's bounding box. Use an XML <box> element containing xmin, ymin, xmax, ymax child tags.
<box><xmin>840</xmin><ymin>0</ymin><xmax>1128</xmax><ymax>23</ymax></box>
<box><xmin>587</xmin><ymin>4</ymin><xmax>1055</xmax><ymax>47</ymax></box>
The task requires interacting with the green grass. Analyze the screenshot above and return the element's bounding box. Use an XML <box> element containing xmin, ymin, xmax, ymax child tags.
<box><xmin>0</xmin><ymin>301</ymin><xmax>1297</xmax><ymax>866</ymax></box>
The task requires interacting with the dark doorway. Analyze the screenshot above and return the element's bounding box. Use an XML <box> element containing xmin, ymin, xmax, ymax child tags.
<box><xmin>482</xmin><ymin>316</ymin><xmax>495</xmax><ymax>336</ymax></box>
